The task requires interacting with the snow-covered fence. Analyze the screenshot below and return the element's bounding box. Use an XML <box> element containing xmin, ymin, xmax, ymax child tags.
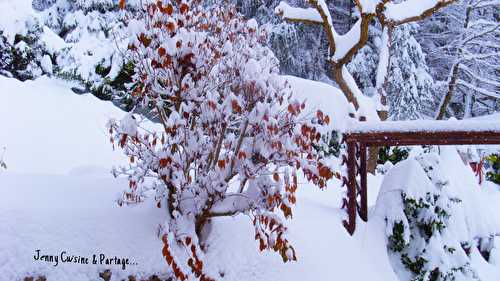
<box><xmin>341</xmin><ymin>119</ymin><xmax>500</xmax><ymax>235</ymax></box>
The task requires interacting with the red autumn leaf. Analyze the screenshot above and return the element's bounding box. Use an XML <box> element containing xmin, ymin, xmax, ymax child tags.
<box><xmin>118</xmin><ymin>0</ymin><xmax>126</xmax><ymax>9</ymax></box>
<box><xmin>266</xmin><ymin>196</ymin><xmax>273</xmax><ymax>205</ymax></box>
<box><xmin>238</xmin><ymin>151</ymin><xmax>246</xmax><ymax>159</ymax></box>
<box><xmin>138</xmin><ymin>33</ymin><xmax>151</xmax><ymax>47</ymax></box>
<box><xmin>231</xmin><ymin>99</ymin><xmax>242</xmax><ymax>113</ymax></box>
<box><xmin>273</xmin><ymin>173</ymin><xmax>280</xmax><ymax>182</ymax></box>
<box><xmin>259</xmin><ymin>239</ymin><xmax>266</xmax><ymax>251</ymax></box>
<box><xmin>218</xmin><ymin>159</ymin><xmax>226</xmax><ymax>169</ymax></box>
<box><xmin>119</xmin><ymin>134</ymin><xmax>128</xmax><ymax>148</ymax></box>
<box><xmin>159</xmin><ymin>158</ymin><xmax>169</xmax><ymax>168</ymax></box>
<box><xmin>166</xmin><ymin>21</ymin><xmax>175</xmax><ymax>32</ymax></box>
<box><xmin>195</xmin><ymin>260</ymin><xmax>203</xmax><ymax>271</ymax></box>
<box><xmin>165</xmin><ymin>4</ymin><xmax>174</xmax><ymax>15</ymax></box>
<box><xmin>180</xmin><ymin>3</ymin><xmax>189</xmax><ymax>14</ymax></box>
<box><xmin>207</xmin><ymin>100</ymin><xmax>217</xmax><ymax>110</ymax></box>
<box><xmin>316</xmin><ymin>110</ymin><xmax>324</xmax><ymax>121</ymax></box>
<box><xmin>319</xmin><ymin>165</ymin><xmax>333</xmax><ymax>179</ymax></box>
<box><xmin>158</xmin><ymin>47</ymin><xmax>166</xmax><ymax>57</ymax></box>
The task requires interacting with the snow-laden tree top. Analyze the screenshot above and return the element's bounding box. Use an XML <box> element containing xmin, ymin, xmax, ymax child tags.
<box><xmin>274</xmin><ymin>0</ymin><xmax>457</xmax><ymax>119</ymax></box>
<box><xmin>275</xmin><ymin>0</ymin><xmax>456</xmax><ymax>63</ymax></box>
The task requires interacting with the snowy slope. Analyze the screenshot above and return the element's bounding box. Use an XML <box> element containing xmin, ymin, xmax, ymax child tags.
<box><xmin>0</xmin><ymin>76</ymin><xmax>398</xmax><ymax>281</ymax></box>
<box><xmin>0</xmin><ymin>76</ymin><xmax>127</xmax><ymax>175</ymax></box>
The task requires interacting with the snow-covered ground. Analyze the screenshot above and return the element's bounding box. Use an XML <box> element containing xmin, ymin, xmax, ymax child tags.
<box><xmin>0</xmin><ymin>76</ymin><xmax>126</xmax><ymax>175</ymax></box>
<box><xmin>1</xmin><ymin>76</ymin><xmax>499</xmax><ymax>280</ymax></box>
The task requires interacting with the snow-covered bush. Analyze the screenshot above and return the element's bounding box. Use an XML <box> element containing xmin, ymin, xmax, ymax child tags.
<box><xmin>377</xmin><ymin>147</ymin><xmax>499</xmax><ymax>281</ymax></box>
<box><xmin>378</xmin><ymin>146</ymin><xmax>410</xmax><ymax>166</ymax></box>
<box><xmin>36</xmin><ymin>0</ymin><xmax>129</xmax><ymax>98</ymax></box>
<box><xmin>108</xmin><ymin>1</ymin><xmax>334</xmax><ymax>280</ymax></box>
<box><xmin>485</xmin><ymin>154</ymin><xmax>500</xmax><ymax>185</ymax></box>
<box><xmin>0</xmin><ymin>1</ymin><xmax>52</xmax><ymax>80</ymax></box>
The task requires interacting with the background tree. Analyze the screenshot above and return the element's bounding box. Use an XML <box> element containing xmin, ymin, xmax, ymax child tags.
<box><xmin>418</xmin><ymin>0</ymin><xmax>500</xmax><ymax>119</ymax></box>
<box><xmin>275</xmin><ymin>0</ymin><xmax>457</xmax><ymax>176</ymax></box>
<box><xmin>387</xmin><ymin>23</ymin><xmax>435</xmax><ymax>120</ymax></box>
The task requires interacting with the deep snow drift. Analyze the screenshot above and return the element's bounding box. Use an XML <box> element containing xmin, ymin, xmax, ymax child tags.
<box><xmin>0</xmin><ymin>76</ymin><xmax>499</xmax><ymax>280</ymax></box>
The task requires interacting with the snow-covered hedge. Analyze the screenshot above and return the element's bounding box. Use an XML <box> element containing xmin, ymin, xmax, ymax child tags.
<box><xmin>0</xmin><ymin>0</ymin><xmax>141</xmax><ymax>101</ymax></box>
<box><xmin>0</xmin><ymin>1</ymin><xmax>53</xmax><ymax>80</ymax></box>
<box><xmin>377</xmin><ymin>147</ymin><xmax>499</xmax><ymax>281</ymax></box>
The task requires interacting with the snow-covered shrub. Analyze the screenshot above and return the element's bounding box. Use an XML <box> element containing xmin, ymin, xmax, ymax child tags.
<box><xmin>378</xmin><ymin>146</ymin><xmax>410</xmax><ymax>166</ymax></box>
<box><xmin>378</xmin><ymin>151</ymin><xmax>479</xmax><ymax>281</ymax></box>
<box><xmin>0</xmin><ymin>1</ymin><xmax>52</xmax><ymax>80</ymax></box>
<box><xmin>485</xmin><ymin>154</ymin><xmax>500</xmax><ymax>185</ymax></box>
<box><xmin>34</xmin><ymin>0</ymin><xmax>139</xmax><ymax>99</ymax></box>
<box><xmin>108</xmin><ymin>1</ymin><xmax>334</xmax><ymax>280</ymax></box>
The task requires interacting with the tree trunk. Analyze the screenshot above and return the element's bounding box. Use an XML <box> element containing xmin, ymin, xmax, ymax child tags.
<box><xmin>375</xmin><ymin>27</ymin><xmax>393</xmax><ymax>121</ymax></box>
<box><xmin>368</xmin><ymin>27</ymin><xmax>393</xmax><ymax>174</ymax></box>
<box><xmin>436</xmin><ymin>62</ymin><xmax>460</xmax><ymax>120</ymax></box>
<box><xmin>333</xmin><ymin>65</ymin><xmax>360</xmax><ymax>110</ymax></box>
<box><xmin>436</xmin><ymin>3</ymin><xmax>472</xmax><ymax>120</ymax></box>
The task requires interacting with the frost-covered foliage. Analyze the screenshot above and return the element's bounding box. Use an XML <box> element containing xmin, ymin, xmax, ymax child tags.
<box><xmin>485</xmin><ymin>154</ymin><xmax>500</xmax><ymax>185</ymax></box>
<box><xmin>377</xmin><ymin>146</ymin><xmax>410</xmax><ymax>166</ymax></box>
<box><xmin>37</xmin><ymin>0</ymin><xmax>135</xmax><ymax>98</ymax></box>
<box><xmin>387</xmin><ymin>23</ymin><xmax>435</xmax><ymax>120</ymax></box>
<box><xmin>107</xmin><ymin>1</ymin><xmax>334</xmax><ymax>280</ymax></box>
<box><xmin>0</xmin><ymin>0</ymin><xmax>141</xmax><ymax>99</ymax></box>
<box><xmin>0</xmin><ymin>1</ymin><xmax>52</xmax><ymax>80</ymax></box>
<box><xmin>378</xmin><ymin>147</ymin><xmax>499</xmax><ymax>281</ymax></box>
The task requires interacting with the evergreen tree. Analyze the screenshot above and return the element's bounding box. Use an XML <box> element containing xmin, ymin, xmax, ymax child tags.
<box><xmin>418</xmin><ymin>0</ymin><xmax>500</xmax><ymax>119</ymax></box>
<box><xmin>387</xmin><ymin>23</ymin><xmax>435</xmax><ymax>120</ymax></box>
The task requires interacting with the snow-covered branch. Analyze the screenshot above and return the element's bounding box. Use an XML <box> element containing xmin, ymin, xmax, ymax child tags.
<box><xmin>383</xmin><ymin>0</ymin><xmax>457</xmax><ymax>26</ymax></box>
<box><xmin>274</xmin><ymin>2</ymin><xmax>322</xmax><ymax>24</ymax></box>
<box><xmin>456</xmin><ymin>79</ymin><xmax>500</xmax><ymax>99</ymax></box>
<box><xmin>276</xmin><ymin>0</ymin><xmax>457</xmax><ymax>115</ymax></box>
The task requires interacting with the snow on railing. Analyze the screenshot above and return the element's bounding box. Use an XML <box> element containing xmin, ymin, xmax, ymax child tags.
<box><xmin>347</xmin><ymin>119</ymin><xmax>500</xmax><ymax>133</ymax></box>
<box><xmin>341</xmin><ymin>117</ymin><xmax>500</xmax><ymax>235</ymax></box>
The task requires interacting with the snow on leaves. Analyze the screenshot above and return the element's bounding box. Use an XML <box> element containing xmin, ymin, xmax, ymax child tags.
<box><xmin>109</xmin><ymin>0</ymin><xmax>334</xmax><ymax>279</ymax></box>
